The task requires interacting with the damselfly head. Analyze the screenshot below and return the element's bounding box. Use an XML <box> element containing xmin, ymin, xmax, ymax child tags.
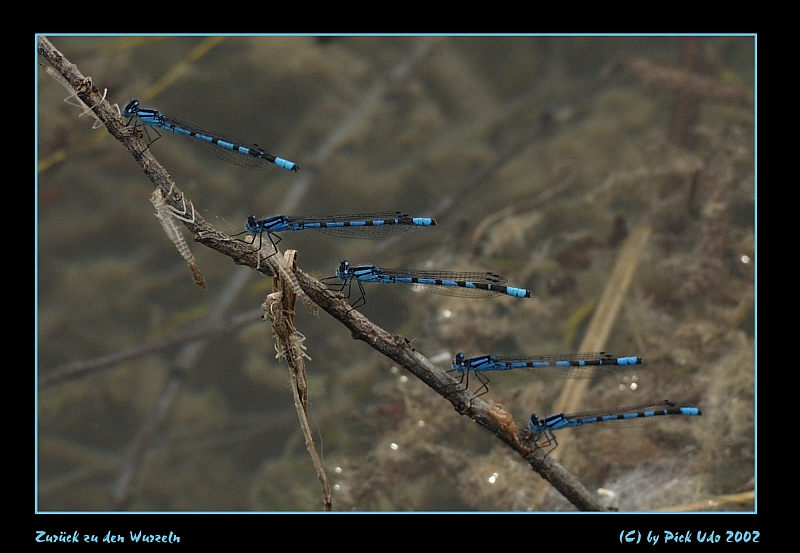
<box><xmin>123</xmin><ymin>99</ymin><xmax>139</xmax><ymax>116</ymax></box>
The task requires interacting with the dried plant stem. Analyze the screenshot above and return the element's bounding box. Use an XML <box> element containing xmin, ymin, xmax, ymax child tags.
<box><xmin>265</xmin><ymin>251</ymin><xmax>330</xmax><ymax>510</ymax></box>
<box><xmin>553</xmin><ymin>226</ymin><xmax>651</xmax><ymax>453</ymax></box>
<box><xmin>527</xmin><ymin>226</ymin><xmax>651</xmax><ymax>507</ymax></box>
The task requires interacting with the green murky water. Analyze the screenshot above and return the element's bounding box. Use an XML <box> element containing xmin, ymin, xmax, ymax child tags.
<box><xmin>37</xmin><ymin>35</ymin><xmax>755</xmax><ymax>513</ymax></box>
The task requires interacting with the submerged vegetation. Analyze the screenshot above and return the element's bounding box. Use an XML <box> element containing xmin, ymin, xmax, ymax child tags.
<box><xmin>37</xmin><ymin>36</ymin><xmax>754</xmax><ymax>512</ymax></box>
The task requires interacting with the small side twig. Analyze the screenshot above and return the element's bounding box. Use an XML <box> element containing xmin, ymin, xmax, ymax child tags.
<box><xmin>265</xmin><ymin>250</ymin><xmax>330</xmax><ymax>511</ymax></box>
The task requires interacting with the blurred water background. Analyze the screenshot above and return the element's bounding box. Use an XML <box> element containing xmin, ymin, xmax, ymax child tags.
<box><xmin>36</xmin><ymin>35</ymin><xmax>755</xmax><ymax>512</ymax></box>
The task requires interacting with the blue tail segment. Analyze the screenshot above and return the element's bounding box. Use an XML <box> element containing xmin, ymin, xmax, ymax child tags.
<box><xmin>123</xmin><ymin>99</ymin><xmax>298</xmax><ymax>172</ymax></box>
<box><xmin>527</xmin><ymin>400</ymin><xmax>702</xmax><ymax>456</ymax></box>
<box><xmin>242</xmin><ymin>212</ymin><xmax>436</xmax><ymax>255</ymax></box>
<box><xmin>326</xmin><ymin>260</ymin><xmax>530</xmax><ymax>309</ymax></box>
<box><xmin>451</xmin><ymin>352</ymin><xmax>644</xmax><ymax>396</ymax></box>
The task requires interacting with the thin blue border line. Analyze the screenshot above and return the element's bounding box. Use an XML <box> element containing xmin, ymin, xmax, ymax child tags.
<box><xmin>752</xmin><ymin>33</ymin><xmax>757</xmax><ymax>515</ymax></box>
<box><xmin>35</xmin><ymin>33</ymin><xmax>757</xmax><ymax>515</ymax></box>
<box><xmin>37</xmin><ymin>32</ymin><xmax>757</xmax><ymax>37</ymax></box>
<box><xmin>35</xmin><ymin>34</ymin><xmax>41</xmax><ymax>514</ymax></box>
